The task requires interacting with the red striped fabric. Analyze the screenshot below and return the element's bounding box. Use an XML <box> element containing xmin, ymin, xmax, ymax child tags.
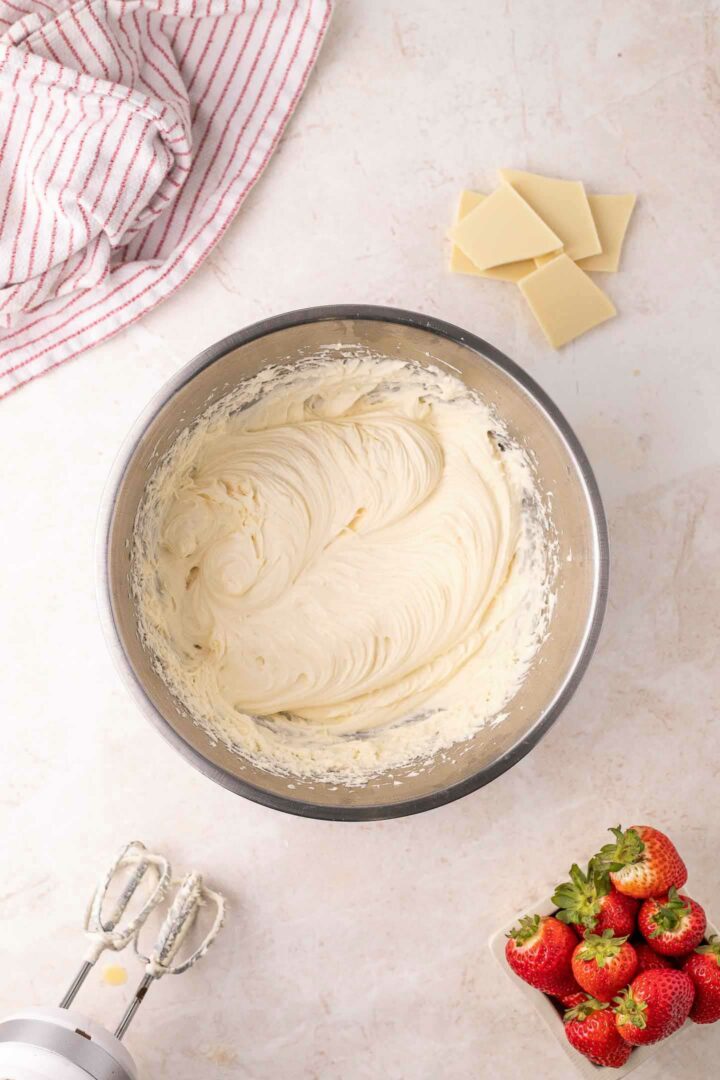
<box><xmin>0</xmin><ymin>0</ymin><xmax>332</xmax><ymax>397</ymax></box>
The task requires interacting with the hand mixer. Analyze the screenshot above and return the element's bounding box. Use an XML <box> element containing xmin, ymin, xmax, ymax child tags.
<box><xmin>0</xmin><ymin>841</ymin><xmax>226</xmax><ymax>1080</ymax></box>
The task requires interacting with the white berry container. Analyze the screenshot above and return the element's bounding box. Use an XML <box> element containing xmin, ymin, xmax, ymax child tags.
<box><xmin>488</xmin><ymin>886</ymin><xmax>717</xmax><ymax>1078</ymax></box>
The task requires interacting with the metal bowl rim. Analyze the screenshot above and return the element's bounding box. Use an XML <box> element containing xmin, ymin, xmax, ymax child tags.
<box><xmin>96</xmin><ymin>303</ymin><xmax>609</xmax><ymax>821</ymax></box>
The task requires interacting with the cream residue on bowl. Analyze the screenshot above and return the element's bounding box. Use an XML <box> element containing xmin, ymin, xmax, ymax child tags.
<box><xmin>132</xmin><ymin>352</ymin><xmax>555</xmax><ymax>784</ymax></box>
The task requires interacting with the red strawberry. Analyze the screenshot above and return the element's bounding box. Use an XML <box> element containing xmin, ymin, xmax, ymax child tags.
<box><xmin>634</xmin><ymin>941</ymin><xmax>676</xmax><ymax>973</ymax></box>
<box><xmin>552</xmin><ymin>862</ymin><xmax>638</xmax><ymax>937</ymax></box>
<box><xmin>505</xmin><ymin>915</ymin><xmax>577</xmax><ymax>996</ymax></box>
<box><xmin>589</xmin><ymin>889</ymin><xmax>639</xmax><ymax>938</ymax></box>
<box><xmin>614</xmin><ymin>969</ymin><xmax>695</xmax><ymax>1045</ymax></box>
<box><xmin>596</xmin><ymin>825</ymin><xmax>687</xmax><ymax>899</ymax></box>
<box><xmin>682</xmin><ymin>936</ymin><xmax>720</xmax><ymax>1024</ymax></box>
<box><xmin>556</xmin><ymin>988</ymin><xmax>590</xmax><ymax>1010</ymax></box>
<box><xmin>572</xmin><ymin>930</ymin><xmax>638</xmax><ymax>1003</ymax></box>
<box><xmin>638</xmin><ymin>888</ymin><xmax>706</xmax><ymax>957</ymax></box>
<box><xmin>564</xmin><ymin>997</ymin><xmax>632</xmax><ymax>1068</ymax></box>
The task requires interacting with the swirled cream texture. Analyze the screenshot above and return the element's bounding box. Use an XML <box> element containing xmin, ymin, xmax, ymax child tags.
<box><xmin>133</xmin><ymin>355</ymin><xmax>552</xmax><ymax>783</ymax></box>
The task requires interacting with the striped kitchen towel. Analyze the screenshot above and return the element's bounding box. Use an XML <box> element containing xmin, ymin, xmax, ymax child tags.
<box><xmin>0</xmin><ymin>0</ymin><xmax>332</xmax><ymax>398</ymax></box>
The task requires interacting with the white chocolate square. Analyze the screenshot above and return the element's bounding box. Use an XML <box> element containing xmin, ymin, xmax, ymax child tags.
<box><xmin>450</xmin><ymin>191</ymin><xmax>536</xmax><ymax>281</ymax></box>
<box><xmin>578</xmin><ymin>194</ymin><xmax>637</xmax><ymax>272</ymax></box>
<box><xmin>451</xmin><ymin>183</ymin><xmax>561</xmax><ymax>270</ymax></box>
<box><xmin>518</xmin><ymin>254</ymin><xmax>616</xmax><ymax>348</ymax></box>
<box><xmin>500</xmin><ymin>168</ymin><xmax>601</xmax><ymax>262</ymax></box>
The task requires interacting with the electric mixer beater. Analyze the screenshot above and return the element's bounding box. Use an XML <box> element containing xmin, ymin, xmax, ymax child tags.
<box><xmin>0</xmin><ymin>842</ymin><xmax>226</xmax><ymax>1079</ymax></box>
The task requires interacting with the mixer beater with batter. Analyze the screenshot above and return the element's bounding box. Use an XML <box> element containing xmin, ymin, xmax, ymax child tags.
<box><xmin>0</xmin><ymin>841</ymin><xmax>226</xmax><ymax>1080</ymax></box>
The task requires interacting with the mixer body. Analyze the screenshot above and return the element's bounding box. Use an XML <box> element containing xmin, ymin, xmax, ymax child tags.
<box><xmin>0</xmin><ymin>1008</ymin><xmax>137</xmax><ymax>1080</ymax></box>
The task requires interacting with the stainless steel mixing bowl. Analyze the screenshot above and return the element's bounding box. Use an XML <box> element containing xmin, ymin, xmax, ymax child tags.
<box><xmin>98</xmin><ymin>305</ymin><xmax>608</xmax><ymax>821</ymax></box>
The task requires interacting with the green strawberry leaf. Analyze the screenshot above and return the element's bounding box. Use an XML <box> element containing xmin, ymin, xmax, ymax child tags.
<box><xmin>552</xmin><ymin>863</ymin><xmax>602</xmax><ymax>929</ymax></box>
<box><xmin>578</xmin><ymin>928</ymin><xmax>628</xmax><ymax>968</ymax></box>
<box><xmin>614</xmin><ymin>987</ymin><xmax>648</xmax><ymax>1030</ymax></box>
<box><xmin>595</xmin><ymin>826</ymin><xmax>646</xmax><ymax>874</ymax></box>
<box><xmin>696</xmin><ymin>935</ymin><xmax>720</xmax><ymax>962</ymax></box>
<box><xmin>588</xmin><ymin>857</ymin><xmax>611</xmax><ymax>897</ymax></box>
<box><xmin>507</xmin><ymin>914</ymin><xmax>541</xmax><ymax>944</ymax></box>
<box><xmin>564</xmin><ymin>997</ymin><xmax>608</xmax><ymax>1023</ymax></box>
<box><xmin>650</xmin><ymin>886</ymin><xmax>690</xmax><ymax>935</ymax></box>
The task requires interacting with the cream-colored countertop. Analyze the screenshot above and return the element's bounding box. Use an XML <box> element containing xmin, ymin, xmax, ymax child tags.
<box><xmin>1</xmin><ymin>2</ymin><xmax>719</xmax><ymax>1077</ymax></box>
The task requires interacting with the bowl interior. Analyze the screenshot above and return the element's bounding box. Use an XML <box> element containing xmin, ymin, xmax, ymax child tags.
<box><xmin>102</xmin><ymin>311</ymin><xmax>606</xmax><ymax>819</ymax></box>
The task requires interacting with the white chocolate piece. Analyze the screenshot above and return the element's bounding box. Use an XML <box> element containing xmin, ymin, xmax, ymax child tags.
<box><xmin>518</xmin><ymin>254</ymin><xmax>616</xmax><ymax>348</ymax></box>
<box><xmin>534</xmin><ymin>250</ymin><xmax>563</xmax><ymax>268</ymax></box>
<box><xmin>450</xmin><ymin>183</ymin><xmax>561</xmax><ymax>270</ymax></box>
<box><xmin>577</xmin><ymin>194</ymin><xmax>637</xmax><ymax>272</ymax></box>
<box><xmin>500</xmin><ymin>168</ymin><xmax>601</xmax><ymax>262</ymax></box>
<box><xmin>450</xmin><ymin>191</ymin><xmax>536</xmax><ymax>282</ymax></box>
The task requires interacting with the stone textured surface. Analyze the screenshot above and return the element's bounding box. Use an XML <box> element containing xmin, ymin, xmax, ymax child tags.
<box><xmin>1</xmin><ymin>2</ymin><xmax>719</xmax><ymax>1077</ymax></box>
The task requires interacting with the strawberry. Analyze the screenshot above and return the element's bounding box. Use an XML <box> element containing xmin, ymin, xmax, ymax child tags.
<box><xmin>564</xmin><ymin>997</ymin><xmax>632</xmax><ymax>1068</ymax></box>
<box><xmin>614</xmin><ymin>969</ymin><xmax>695</xmax><ymax>1045</ymax></box>
<box><xmin>571</xmin><ymin>930</ymin><xmax>638</xmax><ymax>1003</ymax></box>
<box><xmin>638</xmin><ymin>888</ymin><xmax>706</xmax><ymax>957</ymax></box>
<box><xmin>556</xmin><ymin>988</ymin><xmax>590</xmax><ymax>1010</ymax></box>
<box><xmin>552</xmin><ymin>862</ymin><xmax>638</xmax><ymax>937</ymax></box>
<box><xmin>634</xmin><ymin>941</ymin><xmax>676</xmax><ymax>973</ymax></box>
<box><xmin>505</xmin><ymin>915</ymin><xmax>577</xmax><ymax>996</ymax></box>
<box><xmin>596</xmin><ymin>825</ymin><xmax>687</xmax><ymax>899</ymax></box>
<box><xmin>682</xmin><ymin>936</ymin><xmax>720</xmax><ymax>1024</ymax></box>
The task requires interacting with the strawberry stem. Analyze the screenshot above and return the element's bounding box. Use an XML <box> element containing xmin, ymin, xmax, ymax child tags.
<box><xmin>614</xmin><ymin>987</ymin><xmax>648</xmax><ymax>1030</ymax></box>
<box><xmin>507</xmin><ymin>914</ymin><xmax>541</xmax><ymax>945</ymax></box>
<box><xmin>650</xmin><ymin>887</ymin><xmax>690</xmax><ymax>936</ymax></box>
<box><xmin>696</xmin><ymin>934</ymin><xmax>720</xmax><ymax>961</ymax></box>
<box><xmin>552</xmin><ymin>861</ymin><xmax>610</xmax><ymax>929</ymax></box>
<box><xmin>564</xmin><ymin>997</ymin><xmax>607</xmax><ymax>1023</ymax></box>
<box><xmin>595</xmin><ymin>826</ymin><xmax>645</xmax><ymax>873</ymax></box>
<box><xmin>577</xmin><ymin>928</ymin><xmax>628</xmax><ymax>968</ymax></box>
